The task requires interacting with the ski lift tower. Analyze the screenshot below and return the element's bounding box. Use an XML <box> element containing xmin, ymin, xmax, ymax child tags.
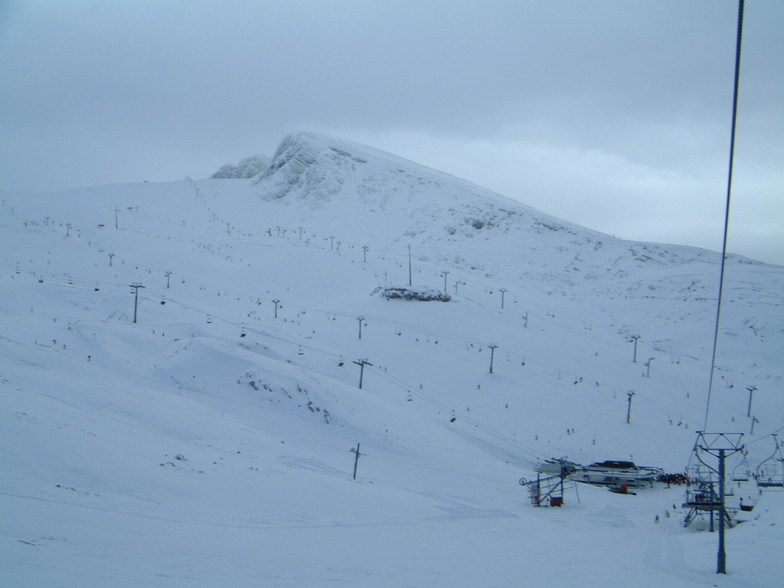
<box><xmin>519</xmin><ymin>458</ymin><xmax>577</xmax><ymax>507</ymax></box>
<box><xmin>683</xmin><ymin>432</ymin><xmax>744</xmax><ymax>574</ymax></box>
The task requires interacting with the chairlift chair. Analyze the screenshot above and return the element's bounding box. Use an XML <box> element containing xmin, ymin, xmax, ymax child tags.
<box><xmin>731</xmin><ymin>454</ymin><xmax>750</xmax><ymax>482</ymax></box>
<box><xmin>755</xmin><ymin>434</ymin><xmax>784</xmax><ymax>489</ymax></box>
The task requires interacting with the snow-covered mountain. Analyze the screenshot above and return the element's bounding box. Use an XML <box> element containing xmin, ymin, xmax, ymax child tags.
<box><xmin>2</xmin><ymin>131</ymin><xmax>782</xmax><ymax>586</ymax></box>
<box><xmin>252</xmin><ymin>133</ymin><xmax>742</xmax><ymax>283</ymax></box>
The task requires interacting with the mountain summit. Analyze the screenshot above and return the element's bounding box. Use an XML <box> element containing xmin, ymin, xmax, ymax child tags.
<box><xmin>220</xmin><ymin>132</ymin><xmax>759</xmax><ymax>297</ymax></box>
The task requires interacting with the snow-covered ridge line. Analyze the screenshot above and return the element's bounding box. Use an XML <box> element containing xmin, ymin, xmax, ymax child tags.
<box><xmin>210</xmin><ymin>154</ymin><xmax>271</xmax><ymax>179</ymax></box>
<box><xmin>254</xmin><ymin>131</ymin><xmax>568</xmax><ymax>218</ymax></box>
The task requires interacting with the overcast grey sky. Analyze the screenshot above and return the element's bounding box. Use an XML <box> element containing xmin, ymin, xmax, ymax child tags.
<box><xmin>1</xmin><ymin>0</ymin><xmax>781</xmax><ymax>265</ymax></box>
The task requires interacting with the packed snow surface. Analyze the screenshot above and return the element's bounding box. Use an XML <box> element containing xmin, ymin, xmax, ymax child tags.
<box><xmin>2</xmin><ymin>132</ymin><xmax>783</xmax><ymax>586</ymax></box>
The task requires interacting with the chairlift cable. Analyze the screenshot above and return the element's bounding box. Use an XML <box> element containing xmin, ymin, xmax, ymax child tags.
<box><xmin>703</xmin><ymin>0</ymin><xmax>745</xmax><ymax>431</ymax></box>
<box><xmin>743</xmin><ymin>425</ymin><xmax>784</xmax><ymax>447</ymax></box>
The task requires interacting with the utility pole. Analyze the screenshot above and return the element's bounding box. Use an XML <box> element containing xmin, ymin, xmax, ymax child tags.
<box><xmin>630</xmin><ymin>335</ymin><xmax>640</xmax><ymax>363</ymax></box>
<box><xmin>108</xmin><ymin>252</ymin><xmax>115</xmax><ymax>267</ymax></box>
<box><xmin>488</xmin><ymin>344</ymin><xmax>498</xmax><ymax>374</ymax></box>
<box><xmin>746</xmin><ymin>385</ymin><xmax>756</xmax><ymax>417</ymax></box>
<box><xmin>442</xmin><ymin>270</ymin><xmax>449</xmax><ymax>293</ymax></box>
<box><xmin>165</xmin><ymin>271</ymin><xmax>172</xmax><ymax>289</ymax></box>
<box><xmin>330</xmin><ymin>236</ymin><xmax>335</xmax><ymax>251</ymax></box>
<box><xmin>408</xmin><ymin>244</ymin><xmax>412</xmax><ymax>286</ymax></box>
<box><xmin>272</xmin><ymin>299</ymin><xmax>280</xmax><ymax>318</ymax></box>
<box><xmin>357</xmin><ymin>316</ymin><xmax>365</xmax><ymax>339</ymax></box>
<box><xmin>65</xmin><ymin>223</ymin><xmax>71</xmax><ymax>237</ymax></box>
<box><xmin>626</xmin><ymin>390</ymin><xmax>635</xmax><ymax>423</ymax></box>
<box><xmin>129</xmin><ymin>283</ymin><xmax>144</xmax><ymax>323</ymax></box>
<box><xmin>362</xmin><ymin>245</ymin><xmax>368</xmax><ymax>262</ymax></box>
<box><xmin>645</xmin><ymin>357</ymin><xmax>655</xmax><ymax>378</ymax></box>
<box><xmin>453</xmin><ymin>280</ymin><xmax>464</xmax><ymax>295</ymax></box>
<box><xmin>351</xmin><ymin>443</ymin><xmax>361</xmax><ymax>480</ymax></box>
<box><xmin>114</xmin><ymin>204</ymin><xmax>119</xmax><ymax>229</ymax></box>
<box><xmin>499</xmin><ymin>288</ymin><xmax>507</xmax><ymax>309</ymax></box>
<box><xmin>298</xmin><ymin>227</ymin><xmax>304</xmax><ymax>241</ymax></box>
<box><xmin>354</xmin><ymin>359</ymin><xmax>372</xmax><ymax>389</ymax></box>
<box><xmin>523</xmin><ymin>312</ymin><xmax>529</xmax><ymax>328</ymax></box>
<box><xmin>750</xmin><ymin>416</ymin><xmax>759</xmax><ymax>434</ymax></box>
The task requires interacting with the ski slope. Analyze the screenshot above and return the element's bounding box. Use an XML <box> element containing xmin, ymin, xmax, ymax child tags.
<box><xmin>2</xmin><ymin>132</ymin><xmax>783</xmax><ymax>586</ymax></box>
